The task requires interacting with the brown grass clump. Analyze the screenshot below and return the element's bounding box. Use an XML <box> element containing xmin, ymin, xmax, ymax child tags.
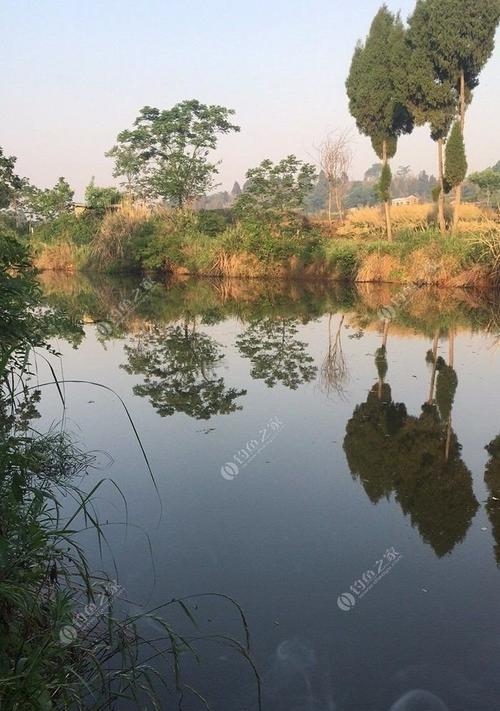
<box><xmin>356</xmin><ymin>253</ymin><xmax>400</xmax><ymax>282</ymax></box>
<box><xmin>211</xmin><ymin>251</ymin><xmax>266</xmax><ymax>278</ymax></box>
<box><xmin>34</xmin><ymin>242</ymin><xmax>77</xmax><ymax>272</ymax></box>
<box><xmin>92</xmin><ymin>201</ymin><xmax>154</xmax><ymax>265</ymax></box>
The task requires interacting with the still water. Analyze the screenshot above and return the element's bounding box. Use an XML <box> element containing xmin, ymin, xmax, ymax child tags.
<box><xmin>38</xmin><ymin>272</ymin><xmax>500</xmax><ymax>710</ymax></box>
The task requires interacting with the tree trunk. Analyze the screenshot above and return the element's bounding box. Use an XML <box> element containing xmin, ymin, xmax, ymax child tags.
<box><xmin>453</xmin><ymin>70</ymin><xmax>466</xmax><ymax>233</ymax></box>
<box><xmin>382</xmin><ymin>140</ymin><xmax>393</xmax><ymax>241</ymax></box>
<box><xmin>328</xmin><ymin>187</ymin><xmax>332</xmax><ymax>225</ymax></box>
<box><xmin>428</xmin><ymin>331</ymin><xmax>439</xmax><ymax>404</ymax></box>
<box><xmin>437</xmin><ymin>138</ymin><xmax>446</xmax><ymax>235</ymax></box>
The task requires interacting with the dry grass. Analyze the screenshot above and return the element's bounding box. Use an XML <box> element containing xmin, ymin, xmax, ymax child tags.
<box><xmin>34</xmin><ymin>242</ymin><xmax>78</xmax><ymax>272</ymax></box>
<box><xmin>339</xmin><ymin>203</ymin><xmax>498</xmax><ymax>239</ymax></box>
<box><xmin>356</xmin><ymin>253</ymin><xmax>400</xmax><ymax>282</ymax></box>
<box><xmin>92</xmin><ymin>201</ymin><xmax>155</xmax><ymax>265</ymax></box>
<box><xmin>211</xmin><ymin>251</ymin><xmax>267</xmax><ymax>277</ymax></box>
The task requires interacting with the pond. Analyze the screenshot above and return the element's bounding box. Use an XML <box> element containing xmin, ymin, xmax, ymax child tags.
<box><xmin>37</xmin><ymin>272</ymin><xmax>500</xmax><ymax>711</ymax></box>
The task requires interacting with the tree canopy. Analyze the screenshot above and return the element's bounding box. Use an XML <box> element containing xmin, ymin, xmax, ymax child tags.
<box><xmin>109</xmin><ymin>100</ymin><xmax>240</xmax><ymax>208</ymax></box>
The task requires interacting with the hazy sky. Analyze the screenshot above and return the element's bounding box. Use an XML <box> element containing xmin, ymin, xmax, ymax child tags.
<box><xmin>1</xmin><ymin>0</ymin><xmax>499</xmax><ymax>199</ymax></box>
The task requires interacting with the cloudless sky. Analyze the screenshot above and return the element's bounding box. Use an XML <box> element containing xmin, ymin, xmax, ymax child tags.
<box><xmin>1</xmin><ymin>0</ymin><xmax>499</xmax><ymax>199</ymax></box>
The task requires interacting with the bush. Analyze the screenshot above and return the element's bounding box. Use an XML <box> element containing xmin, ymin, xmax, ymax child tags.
<box><xmin>33</xmin><ymin>212</ymin><xmax>101</xmax><ymax>246</ymax></box>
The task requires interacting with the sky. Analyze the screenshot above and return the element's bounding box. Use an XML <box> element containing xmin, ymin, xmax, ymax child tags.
<box><xmin>1</xmin><ymin>0</ymin><xmax>499</xmax><ymax>199</ymax></box>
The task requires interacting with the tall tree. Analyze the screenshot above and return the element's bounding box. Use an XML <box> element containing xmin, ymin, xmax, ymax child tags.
<box><xmin>444</xmin><ymin>121</ymin><xmax>468</xmax><ymax>229</ymax></box>
<box><xmin>346</xmin><ymin>6</ymin><xmax>414</xmax><ymax>240</ymax></box>
<box><xmin>406</xmin><ymin>1</ymin><xmax>457</xmax><ymax>234</ymax></box>
<box><xmin>407</xmin><ymin>0</ymin><xmax>500</xmax><ymax>231</ymax></box>
<box><xmin>109</xmin><ymin>100</ymin><xmax>239</xmax><ymax>208</ymax></box>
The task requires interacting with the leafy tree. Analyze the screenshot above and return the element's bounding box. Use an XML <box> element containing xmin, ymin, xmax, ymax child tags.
<box><xmin>0</xmin><ymin>148</ymin><xmax>21</xmax><ymax>209</ymax></box>
<box><xmin>85</xmin><ymin>178</ymin><xmax>122</xmax><ymax>214</ymax></box>
<box><xmin>346</xmin><ymin>6</ymin><xmax>414</xmax><ymax>240</ymax></box>
<box><xmin>469</xmin><ymin>167</ymin><xmax>500</xmax><ymax>207</ymax></box>
<box><xmin>105</xmin><ymin>143</ymin><xmax>149</xmax><ymax>200</ymax></box>
<box><xmin>235</xmin><ymin>156</ymin><xmax>317</xmax><ymax>226</ymax></box>
<box><xmin>122</xmin><ymin>321</ymin><xmax>246</xmax><ymax>419</ymax></box>
<box><xmin>236</xmin><ymin>318</ymin><xmax>317</xmax><ymax>389</ymax></box>
<box><xmin>444</xmin><ymin>121</ymin><xmax>468</xmax><ymax>228</ymax></box>
<box><xmin>110</xmin><ymin>100</ymin><xmax>240</xmax><ymax>208</ymax></box>
<box><xmin>23</xmin><ymin>177</ymin><xmax>74</xmax><ymax>222</ymax></box>
<box><xmin>344</xmin><ymin>182</ymin><xmax>378</xmax><ymax>209</ymax></box>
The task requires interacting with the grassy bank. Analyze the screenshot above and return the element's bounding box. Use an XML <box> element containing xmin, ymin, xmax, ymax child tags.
<box><xmin>30</xmin><ymin>202</ymin><xmax>500</xmax><ymax>288</ymax></box>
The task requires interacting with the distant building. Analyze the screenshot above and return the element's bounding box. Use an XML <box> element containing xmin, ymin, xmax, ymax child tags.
<box><xmin>73</xmin><ymin>202</ymin><xmax>87</xmax><ymax>215</ymax></box>
<box><xmin>392</xmin><ymin>195</ymin><xmax>420</xmax><ymax>206</ymax></box>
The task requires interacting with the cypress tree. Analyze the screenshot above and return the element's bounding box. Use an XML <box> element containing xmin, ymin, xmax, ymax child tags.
<box><xmin>346</xmin><ymin>6</ymin><xmax>413</xmax><ymax>241</ymax></box>
<box><xmin>406</xmin><ymin>1</ymin><xmax>457</xmax><ymax>235</ymax></box>
<box><xmin>407</xmin><ymin>0</ymin><xmax>500</xmax><ymax>232</ymax></box>
<box><xmin>444</xmin><ymin>121</ymin><xmax>468</xmax><ymax>230</ymax></box>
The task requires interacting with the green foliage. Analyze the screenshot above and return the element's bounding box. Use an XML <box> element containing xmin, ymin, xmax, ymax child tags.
<box><xmin>85</xmin><ymin>178</ymin><xmax>122</xmax><ymax>214</ymax></box>
<box><xmin>105</xmin><ymin>142</ymin><xmax>148</xmax><ymax>198</ymax></box>
<box><xmin>406</xmin><ymin>1</ymin><xmax>457</xmax><ymax>141</ymax></box>
<box><xmin>196</xmin><ymin>208</ymin><xmax>234</xmax><ymax>236</ymax></box>
<box><xmin>377</xmin><ymin>163</ymin><xmax>393</xmax><ymax>202</ymax></box>
<box><xmin>346</xmin><ymin>7</ymin><xmax>413</xmax><ymax>157</ymax></box>
<box><xmin>444</xmin><ymin>122</ymin><xmax>468</xmax><ymax>193</ymax></box>
<box><xmin>235</xmin><ymin>155</ymin><xmax>317</xmax><ymax>224</ymax></box>
<box><xmin>33</xmin><ymin>211</ymin><xmax>100</xmax><ymax>246</ymax></box>
<box><xmin>469</xmin><ymin>166</ymin><xmax>500</xmax><ymax>205</ymax></box>
<box><xmin>0</xmin><ymin>147</ymin><xmax>21</xmax><ymax>209</ymax></box>
<box><xmin>418</xmin><ymin>0</ymin><xmax>500</xmax><ymax>99</ymax></box>
<box><xmin>111</xmin><ymin>100</ymin><xmax>240</xmax><ymax>207</ymax></box>
<box><xmin>23</xmin><ymin>177</ymin><xmax>74</xmax><ymax>222</ymax></box>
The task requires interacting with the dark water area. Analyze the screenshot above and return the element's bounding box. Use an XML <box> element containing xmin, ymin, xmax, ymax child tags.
<box><xmin>37</xmin><ymin>272</ymin><xmax>500</xmax><ymax>710</ymax></box>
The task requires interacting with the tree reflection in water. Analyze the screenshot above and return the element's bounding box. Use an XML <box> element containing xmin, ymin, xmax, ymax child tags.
<box><xmin>344</xmin><ymin>331</ymin><xmax>478</xmax><ymax>557</ymax></box>
<box><xmin>236</xmin><ymin>317</ymin><xmax>317</xmax><ymax>390</ymax></box>
<box><xmin>122</xmin><ymin>318</ymin><xmax>246</xmax><ymax>420</ymax></box>
<box><xmin>484</xmin><ymin>435</ymin><xmax>500</xmax><ymax>565</ymax></box>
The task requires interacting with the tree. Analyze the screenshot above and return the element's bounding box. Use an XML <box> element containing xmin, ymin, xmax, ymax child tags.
<box><xmin>346</xmin><ymin>6</ymin><xmax>414</xmax><ymax>240</ymax></box>
<box><xmin>109</xmin><ymin>100</ymin><xmax>240</xmax><ymax>208</ymax></box>
<box><xmin>444</xmin><ymin>121</ymin><xmax>468</xmax><ymax>229</ymax></box>
<box><xmin>406</xmin><ymin>1</ymin><xmax>458</xmax><ymax>234</ymax></box>
<box><xmin>85</xmin><ymin>178</ymin><xmax>121</xmax><ymax>214</ymax></box>
<box><xmin>407</xmin><ymin>0</ymin><xmax>500</xmax><ymax>232</ymax></box>
<box><xmin>0</xmin><ymin>148</ymin><xmax>21</xmax><ymax>209</ymax></box>
<box><xmin>469</xmin><ymin>167</ymin><xmax>500</xmax><ymax>207</ymax></box>
<box><xmin>364</xmin><ymin>163</ymin><xmax>383</xmax><ymax>183</ymax></box>
<box><xmin>317</xmin><ymin>130</ymin><xmax>353</xmax><ymax>222</ymax></box>
<box><xmin>105</xmin><ymin>143</ymin><xmax>150</xmax><ymax>200</ymax></box>
<box><xmin>24</xmin><ymin>177</ymin><xmax>74</xmax><ymax>222</ymax></box>
<box><xmin>234</xmin><ymin>156</ymin><xmax>317</xmax><ymax>226</ymax></box>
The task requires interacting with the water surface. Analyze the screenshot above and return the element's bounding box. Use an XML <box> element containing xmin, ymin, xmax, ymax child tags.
<box><xmin>38</xmin><ymin>273</ymin><xmax>500</xmax><ymax>710</ymax></box>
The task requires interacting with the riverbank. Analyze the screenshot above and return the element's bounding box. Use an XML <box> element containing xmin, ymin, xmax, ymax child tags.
<box><xmin>30</xmin><ymin>203</ymin><xmax>500</xmax><ymax>288</ymax></box>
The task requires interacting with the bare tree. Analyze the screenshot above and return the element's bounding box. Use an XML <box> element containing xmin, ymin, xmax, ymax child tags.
<box><xmin>320</xmin><ymin>314</ymin><xmax>349</xmax><ymax>398</ymax></box>
<box><xmin>318</xmin><ymin>130</ymin><xmax>353</xmax><ymax>223</ymax></box>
